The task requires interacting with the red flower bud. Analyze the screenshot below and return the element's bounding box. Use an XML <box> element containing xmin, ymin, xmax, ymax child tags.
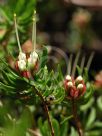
<box><xmin>21</xmin><ymin>71</ymin><xmax>31</xmax><ymax>79</ymax></box>
<box><xmin>65</xmin><ymin>75</ymin><xmax>72</xmax><ymax>81</ymax></box>
<box><xmin>70</xmin><ymin>88</ymin><xmax>79</xmax><ymax>99</ymax></box>
<box><xmin>64</xmin><ymin>75</ymin><xmax>86</xmax><ymax>99</ymax></box>
<box><xmin>34</xmin><ymin>60</ymin><xmax>39</xmax><ymax>71</ymax></box>
<box><xmin>15</xmin><ymin>61</ymin><xmax>19</xmax><ymax>71</ymax></box>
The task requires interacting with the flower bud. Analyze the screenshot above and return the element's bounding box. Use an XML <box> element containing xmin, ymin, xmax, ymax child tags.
<box><xmin>66</xmin><ymin>75</ymin><xmax>71</xmax><ymax>81</ymax></box>
<box><xmin>76</xmin><ymin>76</ymin><xmax>83</xmax><ymax>82</ymax></box>
<box><xmin>30</xmin><ymin>51</ymin><xmax>38</xmax><ymax>60</ymax></box>
<box><xmin>77</xmin><ymin>84</ymin><xmax>83</xmax><ymax>91</ymax></box>
<box><xmin>27</xmin><ymin>51</ymin><xmax>38</xmax><ymax>69</ymax></box>
<box><xmin>21</xmin><ymin>71</ymin><xmax>31</xmax><ymax>78</ymax></box>
<box><xmin>17</xmin><ymin>60</ymin><xmax>26</xmax><ymax>71</ymax></box>
<box><xmin>75</xmin><ymin>76</ymin><xmax>83</xmax><ymax>86</ymax></box>
<box><xmin>15</xmin><ymin>61</ymin><xmax>19</xmax><ymax>71</ymax></box>
<box><xmin>77</xmin><ymin>83</ymin><xmax>86</xmax><ymax>96</ymax></box>
<box><xmin>70</xmin><ymin>88</ymin><xmax>79</xmax><ymax>98</ymax></box>
<box><xmin>67</xmin><ymin>81</ymin><xmax>73</xmax><ymax>88</ymax></box>
<box><xmin>18</xmin><ymin>52</ymin><xmax>26</xmax><ymax>61</ymax></box>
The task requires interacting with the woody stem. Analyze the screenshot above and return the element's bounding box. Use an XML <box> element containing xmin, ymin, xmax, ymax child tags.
<box><xmin>72</xmin><ymin>99</ymin><xmax>84</xmax><ymax>136</ymax></box>
<box><xmin>32</xmin><ymin>85</ymin><xmax>54</xmax><ymax>136</ymax></box>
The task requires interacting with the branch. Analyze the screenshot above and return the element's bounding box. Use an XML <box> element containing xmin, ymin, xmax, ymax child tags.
<box><xmin>72</xmin><ymin>99</ymin><xmax>84</xmax><ymax>136</ymax></box>
<box><xmin>32</xmin><ymin>85</ymin><xmax>55</xmax><ymax>136</ymax></box>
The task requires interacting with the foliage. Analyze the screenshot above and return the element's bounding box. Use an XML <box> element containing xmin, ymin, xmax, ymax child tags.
<box><xmin>0</xmin><ymin>1</ymin><xmax>102</xmax><ymax>136</ymax></box>
<box><xmin>0</xmin><ymin>50</ymin><xmax>102</xmax><ymax>136</ymax></box>
<box><xmin>0</xmin><ymin>0</ymin><xmax>36</xmax><ymax>59</ymax></box>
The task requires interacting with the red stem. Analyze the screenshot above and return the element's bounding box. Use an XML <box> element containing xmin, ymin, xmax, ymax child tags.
<box><xmin>72</xmin><ymin>99</ymin><xmax>84</xmax><ymax>136</ymax></box>
<box><xmin>33</xmin><ymin>86</ymin><xmax>54</xmax><ymax>136</ymax></box>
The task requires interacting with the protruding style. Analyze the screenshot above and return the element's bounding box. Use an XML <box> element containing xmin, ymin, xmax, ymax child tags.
<box><xmin>27</xmin><ymin>10</ymin><xmax>39</xmax><ymax>70</ymax></box>
<box><xmin>67</xmin><ymin>54</ymin><xmax>73</xmax><ymax>75</ymax></box>
<box><xmin>32</xmin><ymin>10</ymin><xmax>37</xmax><ymax>51</ymax></box>
<box><xmin>14</xmin><ymin>13</ymin><xmax>22</xmax><ymax>52</ymax></box>
<box><xmin>86</xmin><ymin>52</ymin><xmax>95</xmax><ymax>71</ymax></box>
<box><xmin>72</xmin><ymin>51</ymin><xmax>80</xmax><ymax>77</ymax></box>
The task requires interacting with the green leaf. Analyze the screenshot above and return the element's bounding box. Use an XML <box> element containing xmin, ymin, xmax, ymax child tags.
<box><xmin>83</xmin><ymin>68</ymin><xmax>89</xmax><ymax>82</ymax></box>
<box><xmin>2</xmin><ymin>71</ymin><xmax>17</xmax><ymax>86</ymax></box>
<box><xmin>19</xmin><ymin>0</ymin><xmax>36</xmax><ymax>22</ymax></box>
<box><xmin>97</xmin><ymin>96</ymin><xmax>102</xmax><ymax>111</ymax></box>
<box><xmin>60</xmin><ymin>121</ymin><xmax>68</xmax><ymax>136</ymax></box>
<box><xmin>60</xmin><ymin>115</ymin><xmax>73</xmax><ymax>125</ymax></box>
<box><xmin>38</xmin><ymin>117</ymin><xmax>60</xmax><ymax>136</ymax></box>
<box><xmin>85</xmin><ymin>130</ymin><xmax>102</xmax><ymax>136</ymax></box>
<box><xmin>38</xmin><ymin>118</ymin><xmax>46</xmax><ymax>136</ymax></box>
<box><xmin>52</xmin><ymin>87</ymin><xmax>65</xmax><ymax>104</ymax></box>
<box><xmin>0</xmin><ymin>59</ymin><xmax>20</xmax><ymax>79</ymax></box>
<box><xmin>86</xmin><ymin>108</ymin><xmax>96</xmax><ymax>129</ymax></box>
<box><xmin>56</xmin><ymin>65</ymin><xmax>64</xmax><ymax>81</ymax></box>
<box><xmin>52</xmin><ymin>118</ymin><xmax>60</xmax><ymax>136</ymax></box>
<box><xmin>15</xmin><ymin>0</ymin><xmax>25</xmax><ymax>14</ymax></box>
<box><xmin>80</xmin><ymin>97</ymin><xmax>94</xmax><ymax>111</ymax></box>
<box><xmin>4</xmin><ymin>108</ymin><xmax>32</xmax><ymax>136</ymax></box>
<box><xmin>39</xmin><ymin>46</ymin><xmax>48</xmax><ymax>68</ymax></box>
<box><xmin>70</xmin><ymin>127</ymin><xmax>78</xmax><ymax>136</ymax></box>
<box><xmin>0</xmin><ymin>7</ymin><xmax>12</xmax><ymax>24</ymax></box>
<box><xmin>76</xmin><ymin>65</ymin><xmax>82</xmax><ymax>75</ymax></box>
<box><xmin>84</xmin><ymin>83</ymin><xmax>94</xmax><ymax>102</ymax></box>
<box><xmin>93</xmin><ymin>121</ymin><xmax>102</xmax><ymax>128</ymax></box>
<box><xmin>0</xmin><ymin>82</ymin><xmax>16</xmax><ymax>92</ymax></box>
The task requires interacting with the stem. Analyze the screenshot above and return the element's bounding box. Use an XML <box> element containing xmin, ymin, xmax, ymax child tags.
<box><xmin>14</xmin><ymin>13</ymin><xmax>22</xmax><ymax>52</ymax></box>
<box><xmin>72</xmin><ymin>99</ymin><xmax>84</xmax><ymax>136</ymax></box>
<box><xmin>32</xmin><ymin>10</ymin><xmax>36</xmax><ymax>51</ymax></box>
<box><xmin>32</xmin><ymin>86</ymin><xmax>54</xmax><ymax>136</ymax></box>
<box><xmin>44</xmin><ymin>104</ymin><xmax>54</xmax><ymax>136</ymax></box>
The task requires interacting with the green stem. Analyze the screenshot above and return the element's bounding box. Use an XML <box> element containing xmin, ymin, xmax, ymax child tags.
<box><xmin>72</xmin><ymin>99</ymin><xmax>84</xmax><ymax>136</ymax></box>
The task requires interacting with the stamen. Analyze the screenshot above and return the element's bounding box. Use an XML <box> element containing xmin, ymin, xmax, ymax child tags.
<box><xmin>80</xmin><ymin>54</ymin><xmax>85</xmax><ymax>75</ymax></box>
<box><xmin>14</xmin><ymin>13</ymin><xmax>22</xmax><ymax>52</ymax></box>
<box><xmin>32</xmin><ymin>10</ymin><xmax>36</xmax><ymax>51</ymax></box>
<box><xmin>72</xmin><ymin>51</ymin><xmax>80</xmax><ymax>77</ymax></box>
<box><xmin>86</xmin><ymin>52</ymin><xmax>95</xmax><ymax>71</ymax></box>
<box><xmin>67</xmin><ymin>54</ymin><xmax>73</xmax><ymax>75</ymax></box>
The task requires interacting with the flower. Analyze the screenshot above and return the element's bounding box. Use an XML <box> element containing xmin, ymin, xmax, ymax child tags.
<box><xmin>65</xmin><ymin>75</ymin><xmax>72</xmax><ymax>81</ymax></box>
<box><xmin>72</xmin><ymin>9</ymin><xmax>91</xmax><ymax>29</ymax></box>
<box><xmin>17</xmin><ymin>59</ymin><xmax>26</xmax><ymax>71</ymax></box>
<box><xmin>14</xmin><ymin>11</ymin><xmax>39</xmax><ymax>78</ymax></box>
<box><xmin>18</xmin><ymin>52</ymin><xmax>26</xmax><ymax>61</ymax></box>
<box><xmin>64</xmin><ymin>75</ymin><xmax>86</xmax><ymax>99</ymax></box>
<box><xmin>21</xmin><ymin>70</ymin><xmax>31</xmax><ymax>78</ymax></box>
<box><xmin>15</xmin><ymin>52</ymin><xmax>27</xmax><ymax>71</ymax></box>
<box><xmin>27</xmin><ymin>51</ymin><xmax>39</xmax><ymax>69</ymax></box>
<box><xmin>95</xmin><ymin>71</ymin><xmax>102</xmax><ymax>88</ymax></box>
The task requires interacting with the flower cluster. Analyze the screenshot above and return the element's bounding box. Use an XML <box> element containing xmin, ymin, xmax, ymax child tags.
<box><xmin>14</xmin><ymin>11</ymin><xmax>38</xmax><ymax>78</ymax></box>
<box><xmin>15</xmin><ymin>51</ymin><xmax>38</xmax><ymax>78</ymax></box>
<box><xmin>72</xmin><ymin>8</ymin><xmax>91</xmax><ymax>29</ymax></box>
<box><xmin>64</xmin><ymin>75</ymin><xmax>86</xmax><ymax>99</ymax></box>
